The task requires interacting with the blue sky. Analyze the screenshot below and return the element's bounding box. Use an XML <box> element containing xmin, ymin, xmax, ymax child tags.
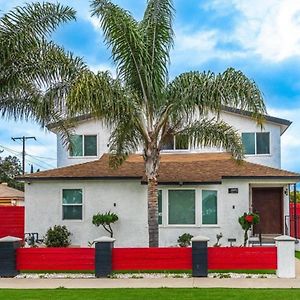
<box><xmin>1</xmin><ymin>0</ymin><xmax>300</xmax><ymax>172</ymax></box>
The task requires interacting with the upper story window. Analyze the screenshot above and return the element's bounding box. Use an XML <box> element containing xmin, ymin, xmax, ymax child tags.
<box><xmin>70</xmin><ymin>135</ymin><xmax>97</xmax><ymax>157</ymax></box>
<box><xmin>242</xmin><ymin>132</ymin><xmax>270</xmax><ymax>155</ymax></box>
<box><xmin>161</xmin><ymin>134</ymin><xmax>189</xmax><ymax>151</ymax></box>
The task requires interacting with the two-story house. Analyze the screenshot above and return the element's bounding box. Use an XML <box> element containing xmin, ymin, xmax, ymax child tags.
<box><xmin>22</xmin><ymin>107</ymin><xmax>300</xmax><ymax>247</ymax></box>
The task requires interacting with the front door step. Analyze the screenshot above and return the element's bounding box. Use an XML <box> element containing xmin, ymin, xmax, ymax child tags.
<box><xmin>249</xmin><ymin>234</ymin><xmax>280</xmax><ymax>245</ymax></box>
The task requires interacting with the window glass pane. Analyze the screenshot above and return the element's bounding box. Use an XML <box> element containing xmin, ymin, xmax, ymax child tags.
<box><xmin>202</xmin><ymin>190</ymin><xmax>217</xmax><ymax>225</ymax></box>
<box><xmin>63</xmin><ymin>206</ymin><xmax>82</xmax><ymax>220</ymax></box>
<box><xmin>242</xmin><ymin>133</ymin><xmax>255</xmax><ymax>155</ymax></box>
<box><xmin>175</xmin><ymin>135</ymin><xmax>189</xmax><ymax>150</ymax></box>
<box><xmin>84</xmin><ymin>135</ymin><xmax>97</xmax><ymax>156</ymax></box>
<box><xmin>168</xmin><ymin>190</ymin><xmax>195</xmax><ymax>224</ymax></box>
<box><xmin>256</xmin><ymin>132</ymin><xmax>270</xmax><ymax>154</ymax></box>
<box><xmin>158</xmin><ymin>190</ymin><xmax>162</xmax><ymax>225</ymax></box>
<box><xmin>161</xmin><ymin>134</ymin><xmax>174</xmax><ymax>150</ymax></box>
<box><xmin>63</xmin><ymin>189</ymin><xmax>82</xmax><ymax>204</ymax></box>
<box><xmin>70</xmin><ymin>135</ymin><xmax>83</xmax><ymax>156</ymax></box>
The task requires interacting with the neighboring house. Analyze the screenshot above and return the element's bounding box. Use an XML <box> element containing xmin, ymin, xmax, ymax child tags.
<box><xmin>22</xmin><ymin>107</ymin><xmax>300</xmax><ymax>247</ymax></box>
<box><xmin>0</xmin><ymin>182</ymin><xmax>24</xmax><ymax>206</ymax></box>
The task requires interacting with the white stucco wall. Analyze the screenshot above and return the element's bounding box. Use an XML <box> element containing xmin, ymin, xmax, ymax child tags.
<box><xmin>25</xmin><ymin>180</ymin><xmax>148</xmax><ymax>247</ymax></box>
<box><xmin>57</xmin><ymin>119</ymin><xmax>111</xmax><ymax>167</ymax></box>
<box><xmin>25</xmin><ymin>179</ymin><xmax>290</xmax><ymax>247</ymax></box>
<box><xmin>220</xmin><ymin>112</ymin><xmax>281</xmax><ymax>168</ymax></box>
<box><xmin>56</xmin><ymin>111</ymin><xmax>283</xmax><ymax>169</ymax></box>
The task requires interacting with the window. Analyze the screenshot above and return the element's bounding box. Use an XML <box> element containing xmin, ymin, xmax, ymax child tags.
<box><xmin>168</xmin><ymin>190</ymin><xmax>195</xmax><ymax>224</ymax></box>
<box><xmin>242</xmin><ymin>132</ymin><xmax>270</xmax><ymax>155</ymax></box>
<box><xmin>62</xmin><ymin>189</ymin><xmax>83</xmax><ymax>220</ymax></box>
<box><xmin>158</xmin><ymin>190</ymin><xmax>162</xmax><ymax>225</ymax></box>
<box><xmin>161</xmin><ymin>134</ymin><xmax>189</xmax><ymax>151</ymax></box>
<box><xmin>70</xmin><ymin>135</ymin><xmax>97</xmax><ymax>157</ymax></box>
<box><xmin>202</xmin><ymin>190</ymin><xmax>217</xmax><ymax>225</ymax></box>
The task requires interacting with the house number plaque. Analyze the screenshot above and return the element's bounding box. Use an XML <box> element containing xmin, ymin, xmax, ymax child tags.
<box><xmin>228</xmin><ymin>188</ymin><xmax>239</xmax><ymax>194</ymax></box>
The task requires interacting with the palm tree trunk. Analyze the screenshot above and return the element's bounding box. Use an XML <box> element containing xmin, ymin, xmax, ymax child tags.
<box><xmin>145</xmin><ymin>146</ymin><xmax>160</xmax><ymax>247</ymax></box>
<box><xmin>148</xmin><ymin>177</ymin><xmax>159</xmax><ymax>247</ymax></box>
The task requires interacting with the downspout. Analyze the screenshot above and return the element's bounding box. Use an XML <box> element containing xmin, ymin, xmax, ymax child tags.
<box><xmin>294</xmin><ymin>183</ymin><xmax>297</xmax><ymax>239</ymax></box>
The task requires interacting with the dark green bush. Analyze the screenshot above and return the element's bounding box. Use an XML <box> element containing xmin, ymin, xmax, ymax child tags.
<box><xmin>177</xmin><ymin>233</ymin><xmax>193</xmax><ymax>247</ymax></box>
<box><xmin>92</xmin><ymin>211</ymin><xmax>119</xmax><ymax>237</ymax></box>
<box><xmin>44</xmin><ymin>225</ymin><xmax>71</xmax><ymax>247</ymax></box>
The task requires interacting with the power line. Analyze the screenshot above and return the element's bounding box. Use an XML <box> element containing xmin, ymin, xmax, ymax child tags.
<box><xmin>12</xmin><ymin>136</ymin><xmax>36</xmax><ymax>175</ymax></box>
<box><xmin>26</xmin><ymin>153</ymin><xmax>55</xmax><ymax>169</ymax></box>
<box><xmin>0</xmin><ymin>143</ymin><xmax>55</xmax><ymax>171</ymax></box>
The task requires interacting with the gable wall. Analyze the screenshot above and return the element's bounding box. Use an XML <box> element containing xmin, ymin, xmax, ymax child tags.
<box><xmin>56</xmin><ymin>111</ymin><xmax>282</xmax><ymax>169</ymax></box>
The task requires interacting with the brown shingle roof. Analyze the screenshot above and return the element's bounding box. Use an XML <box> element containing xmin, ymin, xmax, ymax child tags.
<box><xmin>20</xmin><ymin>153</ymin><xmax>300</xmax><ymax>183</ymax></box>
<box><xmin>0</xmin><ymin>183</ymin><xmax>24</xmax><ymax>199</ymax></box>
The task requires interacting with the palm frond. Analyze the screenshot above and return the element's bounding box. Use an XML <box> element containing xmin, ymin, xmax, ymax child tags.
<box><xmin>140</xmin><ymin>0</ymin><xmax>174</xmax><ymax>96</ymax></box>
<box><xmin>175</xmin><ymin>119</ymin><xmax>244</xmax><ymax>160</ymax></box>
<box><xmin>91</xmin><ymin>0</ymin><xmax>149</xmax><ymax>102</ymax></box>
<box><xmin>0</xmin><ymin>2</ymin><xmax>76</xmax><ymax>49</ymax></box>
<box><xmin>68</xmin><ymin>70</ymin><xmax>137</xmax><ymax>123</ymax></box>
<box><xmin>108</xmin><ymin>119</ymin><xmax>142</xmax><ymax>168</ymax></box>
<box><xmin>167</xmin><ymin>68</ymin><xmax>266</xmax><ymax>125</ymax></box>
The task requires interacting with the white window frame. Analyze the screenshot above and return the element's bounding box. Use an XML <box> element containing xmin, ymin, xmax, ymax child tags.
<box><xmin>166</xmin><ymin>188</ymin><xmax>197</xmax><ymax>227</ymax></box>
<box><xmin>69</xmin><ymin>134</ymin><xmax>98</xmax><ymax>158</ymax></box>
<box><xmin>61</xmin><ymin>188</ymin><xmax>84</xmax><ymax>222</ymax></box>
<box><xmin>159</xmin><ymin>187</ymin><xmax>220</xmax><ymax>228</ymax></box>
<box><xmin>161</xmin><ymin>136</ymin><xmax>190</xmax><ymax>152</ymax></box>
<box><xmin>242</xmin><ymin>132</ymin><xmax>271</xmax><ymax>156</ymax></box>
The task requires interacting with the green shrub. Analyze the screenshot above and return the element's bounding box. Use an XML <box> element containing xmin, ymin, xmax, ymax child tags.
<box><xmin>44</xmin><ymin>225</ymin><xmax>71</xmax><ymax>247</ymax></box>
<box><xmin>177</xmin><ymin>233</ymin><xmax>193</xmax><ymax>247</ymax></box>
<box><xmin>92</xmin><ymin>211</ymin><xmax>119</xmax><ymax>237</ymax></box>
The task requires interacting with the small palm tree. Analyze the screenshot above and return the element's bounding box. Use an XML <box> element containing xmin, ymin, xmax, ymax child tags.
<box><xmin>67</xmin><ymin>0</ymin><xmax>266</xmax><ymax>247</ymax></box>
<box><xmin>0</xmin><ymin>2</ymin><xmax>86</xmax><ymax>135</ymax></box>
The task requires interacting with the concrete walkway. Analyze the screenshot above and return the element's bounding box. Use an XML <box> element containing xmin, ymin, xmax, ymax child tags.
<box><xmin>2</xmin><ymin>277</ymin><xmax>300</xmax><ymax>289</ymax></box>
<box><xmin>0</xmin><ymin>259</ymin><xmax>300</xmax><ymax>289</ymax></box>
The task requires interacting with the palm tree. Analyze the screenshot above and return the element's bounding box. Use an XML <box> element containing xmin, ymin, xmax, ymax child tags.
<box><xmin>67</xmin><ymin>0</ymin><xmax>266</xmax><ymax>247</ymax></box>
<box><xmin>0</xmin><ymin>2</ymin><xmax>86</xmax><ymax>135</ymax></box>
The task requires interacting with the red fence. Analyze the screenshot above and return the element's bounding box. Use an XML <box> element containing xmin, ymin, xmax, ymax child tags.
<box><xmin>16</xmin><ymin>248</ymin><xmax>95</xmax><ymax>271</ymax></box>
<box><xmin>289</xmin><ymin>203</ymin><xmax>300</xmax><ymax>238</ymax></box>
<box><xmin>0</xmin><ymin>206</ymin><xmax>24</xmax><ymax>239</ymax></box>
<box><xmin>208</xmin><ymin>247</ymin><xmax>277</xmax><ymax>270</ymax></box>
<box><xmin>15</xmin><ymin>246</ymin><xmax>276</xmax><ymax>272</ymax></box>
<box><xmin>113</xmin><ymin>248</ymin><xmax>191</xmax><ymax>270</ymax></box>
<box><xmin>112</xmin><ymin>247</ymin><xmax>276</xmax><ymax>271</ymax></box>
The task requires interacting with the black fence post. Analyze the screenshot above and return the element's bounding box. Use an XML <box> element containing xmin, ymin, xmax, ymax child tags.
<box><xmin>0</xmin><ymin>236</ymin><xmax>22</xmax><ymax>277</ymax></box>
<box><xmin>94</xmin><ymin>236</ymin><xmax>115</xmax><ymax>278</ymax></box>
<box><xmin>191</xmin><ymin>236</ymin><xmax>210</xmax><ymax>277</ymax></box>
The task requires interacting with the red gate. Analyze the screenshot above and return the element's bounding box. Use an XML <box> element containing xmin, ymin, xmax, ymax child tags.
<box><xmin>0</xmin><ymin>206</ymin><xmax>24</xmax><ymax>239</ymax></box>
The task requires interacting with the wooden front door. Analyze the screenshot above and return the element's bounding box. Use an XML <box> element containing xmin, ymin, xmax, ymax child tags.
<box><xmin>252</xmin><ymin>187</ymin><xmax>283</xmax><ymax>234</ymax></box>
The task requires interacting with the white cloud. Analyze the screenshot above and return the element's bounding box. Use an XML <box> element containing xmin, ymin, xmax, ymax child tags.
<box><xmin>206</xmin><ymin>0</ymin><xmax>300</xmax><ymax>62</ymax></box>
<box><xmin>172</xmin><ymin>28</ymin><xmax>245</xmax><ymax>66</ymax></box>
<box><xmin>89</xmin><ymin>63</ymin><xmax>116</xmax><ymax>77</ymax></box>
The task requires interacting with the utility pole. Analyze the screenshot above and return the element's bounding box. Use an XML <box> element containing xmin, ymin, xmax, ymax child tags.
<box><xmin>11</xmin><ymin>136</ymin><xmax>36</xmax><ymax>174</ymax></box>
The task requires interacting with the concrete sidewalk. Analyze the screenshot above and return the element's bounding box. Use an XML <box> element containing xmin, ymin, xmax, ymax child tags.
<box><xmin>1</xmin><ymin>277</ymin><xmax>300</xmax><ymax>289</ymax></box>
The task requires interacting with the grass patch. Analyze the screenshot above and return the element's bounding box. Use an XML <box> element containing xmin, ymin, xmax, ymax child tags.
<box><xmin>1</xmin><ymin>288</ymin><xmax>300</xmax><ymax>300</ymax></box>
<box><xmin>295</xmin><ymin>251</ymin><xmax>300</xmax><ymax>259</ymax></box>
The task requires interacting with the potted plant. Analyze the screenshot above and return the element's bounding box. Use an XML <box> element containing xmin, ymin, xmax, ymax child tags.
<box><xmin>238</xmin><ymin>212</ymin><xmax>260</xmax><ymax>246</ymax></box>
